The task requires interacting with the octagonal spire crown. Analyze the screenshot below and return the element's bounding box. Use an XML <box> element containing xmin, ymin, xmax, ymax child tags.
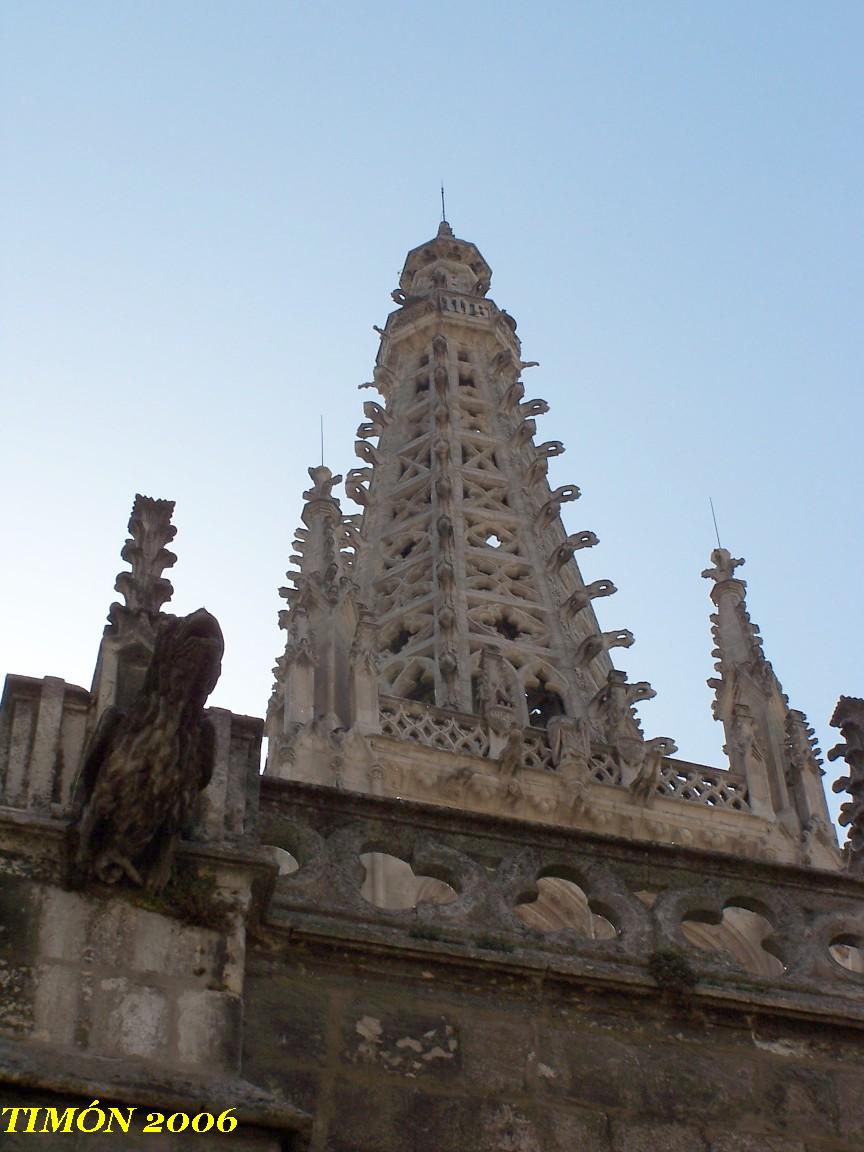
<box><xmin>398</xmin><ymin>221</ymin><xmax>492</xmax><ymax>299</ymax></box>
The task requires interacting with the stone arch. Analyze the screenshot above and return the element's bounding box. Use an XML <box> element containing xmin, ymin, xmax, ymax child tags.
<box><xmin>681</xmin><ymin>904</ymin><xmax>784</xmax><ymax>977</ymax></box>
<box><xmin>518</xmin><ymin>660</ymin><xmax>568</xmax><ymax>728</ymax></box>
<box><xmin>515</xmin><ymin>874</ymin><xmax>617</xmax><ymax>939</ymax></box>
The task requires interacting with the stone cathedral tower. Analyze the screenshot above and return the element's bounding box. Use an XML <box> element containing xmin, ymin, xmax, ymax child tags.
<box><xmin>266</xmin><ymin>219</ymin><xmax>840</xmax><ymax>901</ymax></box>
<box><xmin>2</xmin><ymin>219</ymin><xmax>863</xmax><ymax>1152</ymax></box>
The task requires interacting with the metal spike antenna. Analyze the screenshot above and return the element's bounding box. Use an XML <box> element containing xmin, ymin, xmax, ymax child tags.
<box><xmin>320</xmin><ymin>415</ymin><xmax>324</xmax><ymax>467</ymax></box>
<box><xmin>440</xmin><ymin>183</ymin><xmax>447</xmax><ymax>224</ymax></box>
<box><xmin>709</xmin><ymin>497</ymin><xmax>722</xmax><ymax>549</ymax></box>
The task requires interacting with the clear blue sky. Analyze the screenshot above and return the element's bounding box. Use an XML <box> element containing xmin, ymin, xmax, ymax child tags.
<box><xmin>2</xmin><ymin>2</ymin><xmax>861</xmax><ymax>828</ymax></box>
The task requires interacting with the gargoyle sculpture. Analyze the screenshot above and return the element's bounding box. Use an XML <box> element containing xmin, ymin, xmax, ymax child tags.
<box><xmin>71</xmin><ymin>608</ymin><xmax>224</xmax><ymax>893</ymax></box>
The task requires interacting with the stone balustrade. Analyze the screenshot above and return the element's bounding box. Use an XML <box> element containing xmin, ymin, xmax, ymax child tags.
<box><xmin>259</xmin><ymin>778</ymin><xmax>864</xmax><ymax>1017</ymax></box>
<box><xmin>377</xmin><ymin>696</ymin><xmax>752</xmax><ymax>812</ymax></box>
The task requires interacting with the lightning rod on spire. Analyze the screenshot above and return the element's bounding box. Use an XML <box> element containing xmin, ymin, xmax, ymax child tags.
<box><xmin>440</xmin><ymin>183</ymin><xmax>446</xmax><ymax>223</ymax></box>
<box><xmin>320</xmin><ymin>415</ymin><xmax>324</xmax><ymax>467</ymax></box>
<box><xmin>709</xmin><ymin>497</ymin><xmax>722</xmax><ymax>549</ymax></box>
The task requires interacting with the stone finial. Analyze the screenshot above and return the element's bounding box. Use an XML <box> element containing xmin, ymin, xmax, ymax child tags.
<box><xmin>828</xmin><ymin>695</ymin><xmax>864</xmax><ymax>873</ymax></box>
<box><xmin>702</xmin><ymin>548</ymin><xmax>745</xmax><ymax>585</ymax></box>
<box><xmin>304</xmin><ymin>465</ymin><xmax>343</xmax><ymax>501</ymax></box>
<box><xmin>107</xmin><ymin>495</ymin><xmax>176</xmax><ymax>634</ymax></box>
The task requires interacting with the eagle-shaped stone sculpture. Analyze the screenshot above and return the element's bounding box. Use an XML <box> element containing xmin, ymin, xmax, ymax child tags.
<box><xmin>71</xmin><ymin>608</ymin><xmax>224</xmax><ymax>893</ymax></box>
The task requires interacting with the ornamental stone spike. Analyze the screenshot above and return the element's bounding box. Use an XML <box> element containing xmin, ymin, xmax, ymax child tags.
<box><xmin>107</xmin><ymin>494</ymin><xmax>177</xmax><ymax>633</ymax></box>
<box><xmin>703</xmin><ymin>547</ymin><xmax>837</xmax><ymax>858</ymax></box>
<box><xmin>828</xmin><ymin>695</ymin><xmax>864</xmax><ymax>873</ymax></box>
<box><xmin>90</xmin><ymin>495</ymin><xmax>178</xmax><ymax>723</ymax></box>
<box><xmin>267</xmin><ymin>463</ymin><xmax>369</xmax><ymax>772</ymax></box>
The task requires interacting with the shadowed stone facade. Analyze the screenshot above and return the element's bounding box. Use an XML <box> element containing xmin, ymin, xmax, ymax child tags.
<box><xmin>1</xmin><ymin>221</ymin><xmax>862</xmax><ymax>1149</ymax></box>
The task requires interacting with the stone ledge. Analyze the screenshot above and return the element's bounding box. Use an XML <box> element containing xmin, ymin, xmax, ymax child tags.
<box><xmin>256</xmin><ymin>911</ymin><xmax>864</xmax><ymax>1028</ymax></box>
<box><xmin>260</xmin><ymin>778</ymin><xmax>862</xmax><ymax>897</ymax></box>
<box><xmin>259</xmin><ymin>779</ymin><xmax>864</xmax><ymax>1021</ymax></box>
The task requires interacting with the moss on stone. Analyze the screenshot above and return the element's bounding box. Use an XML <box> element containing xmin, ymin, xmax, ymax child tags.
<box><xmin>125</xmin><ymin>864</ymin><xmax>234</xmax><ymax>934</ymax></box>
<box><xmin>474</xmin><ymin>934</ymin><xmax>516</xmax><ymax>954</ymax></box>
<box><xmin>648</xmin><ymin>949</ymin><xmax>698</xmax><ymax>994</ymax></box>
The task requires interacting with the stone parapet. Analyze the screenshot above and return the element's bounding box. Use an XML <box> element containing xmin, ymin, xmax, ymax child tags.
<box><xmin>259</xmin><ymin>779</ymin><xmax>864</xmax><ymax>1020</ymax></box>
<box><xmin>0</xmin><ymin>673</ymin><xmax>262</xmax><ymax>846</ymax></box>
<box><xmin>0</xmin><ymin>675</ymin><xmax>90</xmax><ymax>814</ymax></box>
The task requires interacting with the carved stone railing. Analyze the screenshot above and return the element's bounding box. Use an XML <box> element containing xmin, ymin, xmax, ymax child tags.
<box><xmin>658</xmin><ymin>757</ymin><xmax>751</xmax><ymax>811</ymax></box>
<box><xmin>377</xmin><ymin>699</ymin><xmax>752</xmax><ymax>814</ymax></box>
<box><xmin>589</xmin><ymin>746</ymin><xmax>622</xmax><ymax>786</ymax></box>
<box><xmin>520</xmin><ymin>726</ymin><xmax>555</xmax><ymax>772</ymax></box>
<box><xmin>259</xmin><ymin>780</ymin><xmax>864</xmax><ymax>1017</ymax></box>
<box><xmin>379</xmin><ymin>696</ymin><xmax>489</xmax><ymax>758</ymax></box>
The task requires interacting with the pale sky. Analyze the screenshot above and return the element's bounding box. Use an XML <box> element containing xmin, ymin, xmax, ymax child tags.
<box><xmin>2</xmin><ymin>2</ymin><xmax>862</xmax><ymax>828</ymax></box>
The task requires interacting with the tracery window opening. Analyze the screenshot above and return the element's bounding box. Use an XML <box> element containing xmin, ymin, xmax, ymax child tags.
<box><xmin>525</xmin><ymin>672</ymin><xmax>565</xmax><ymax>728</ymax></box>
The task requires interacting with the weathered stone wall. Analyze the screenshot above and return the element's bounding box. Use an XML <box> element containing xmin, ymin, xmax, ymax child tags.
<box><xmin>1</xmin><ymin>764</ymin><xmax>861</xmax><ymax>1152</ymax></box>
<box><xmin>0</xmin><ymin>1086</ymin><xmax>288</xmax><ymax>1151</ymax></box>
<box><xmin>0</xmin><ymin>819</ymin><xmax>247</xmax><ymax>1067</ymax></box>
<box><xmin>244</xmin><ymin>942</ymin><xmax>863</xmax><ymax>1152</ymax></box>
<box><xmin>0</xmin><ymin>814</ymin><xmax>307</xmax><ymax>1149</ymax></box>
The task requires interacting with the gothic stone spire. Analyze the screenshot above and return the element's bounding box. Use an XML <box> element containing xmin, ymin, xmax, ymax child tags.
<box><xmin>703</xmin><ymin>547</ymin><xmax>837</xmax><ymax>863</ymax></box>
<box><xmin>265</xmin><ymin>223</ymin><xmax>840</xmax><ymax>876</ymax></box>
<box><xmin>348</xmin><ymin>224</ymin><xmax>647</xmax><ymax>742</ymax></box>
<box><xmin>267</xmin><ymin>223</ymin><xmax>682</xmax><ymax>818</ymax></box>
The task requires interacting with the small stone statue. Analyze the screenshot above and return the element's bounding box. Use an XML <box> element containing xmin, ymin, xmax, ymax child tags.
<box><xmin>478</xmin><ymin>648</ymin><xmax>513</xmax><ymax>712</ymax></box>
<box><xmin>497</xmin><ymin>727</ymin><xmax>524</xmax><ymax>778</ymax></box>
<box><xmin>629</xmin><ymin>737</ymin><xmax>678</xmax><ymax>806</ymax></box>
<box><xmin>71</xmin><ymin>609</ymin><xmax>224</xmax><ymax>893</ymax></box>
<box><xmin>547</xmin><ymin>715</ymin><xmax>590</xmax><ymax>778</ymax></box>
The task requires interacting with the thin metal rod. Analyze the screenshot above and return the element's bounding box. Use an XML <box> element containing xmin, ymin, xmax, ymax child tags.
<box><xmin>709</xmin><ymin>496</ymin><xmax>722</xmax><ymax>549</ymax></box>
<box><xmin>320</xmin><ymin>415</ymin><xmax>324</xmax><ymax>467</ymax></box>
<box><xmin>441</xmin><ymin>183</ymin><xmax>446</xmax><ymax>222</ymax></box>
